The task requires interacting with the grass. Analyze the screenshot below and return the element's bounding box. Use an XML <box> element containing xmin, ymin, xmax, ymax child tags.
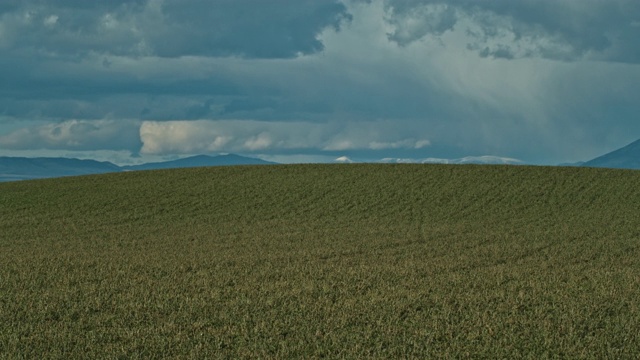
<box><xmin>1</xmin><ymin>163</ymin><xmax>639</xmax><ymax>358</ymax></box>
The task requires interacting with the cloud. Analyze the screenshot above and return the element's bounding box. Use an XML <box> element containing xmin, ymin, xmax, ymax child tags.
<box><xmin>1</xmin><ymin>0</ymin><xmax>640</xmax><ymax>166</ymax></box>
<box><xmin>385</xmin><ymin>2</ymin><xmax>457</xmax><ymax>45</ymax></box>
<box><xmin>0</xmin><ymin>119</ymin><xmax>141</xmax><ymax>151</ymax></box>
<box><xmin>0</xmin><ymin>0</ymin><xmax>351</xmax><ymax>58</ymax></box>
<box><xmin>139</xmin><ymin>120</ymin><xmax>432</xmax><ymax>155</ymax></box>
<box><xmin>383</xmin><ymin>0</ymin><xmax>640</xmax><ymax>63</ymax></box>
<box><xmin>369</xmin><ymin>139</ymin><xmax>430</xmax><ymax>150</ymax></box>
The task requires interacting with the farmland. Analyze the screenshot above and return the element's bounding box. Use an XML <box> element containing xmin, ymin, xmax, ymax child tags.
<box><xmin>1</xmin><ymin>164</ymin><xmax>639</xmax><ymax>358</ymax></box>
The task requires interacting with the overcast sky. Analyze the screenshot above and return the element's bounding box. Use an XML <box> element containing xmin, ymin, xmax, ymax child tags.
<box><xmin>1</xmin><ymin>0</ymin><xmax>639</xmax><ymax>165</ymax></box>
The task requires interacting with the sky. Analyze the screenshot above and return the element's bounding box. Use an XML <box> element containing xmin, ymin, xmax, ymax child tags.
<box><xmin>1</xmin><ymin>0</ymin><xmax>639</xmax><ymax>165</ymax></box>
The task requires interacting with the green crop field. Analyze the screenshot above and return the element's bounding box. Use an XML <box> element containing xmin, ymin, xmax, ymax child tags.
<box><xmin>1</xmin><ymin>164</ymin><xmax>639</xmax><ymax>358</ymax></box>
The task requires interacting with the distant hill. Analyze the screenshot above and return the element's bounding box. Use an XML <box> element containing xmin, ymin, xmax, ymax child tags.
<box><xmin>0</xmin><ymin>154</ymin><xmax>276</xmax><ymax>182</ymax></box>
<box><xmin>0</xmin><ymin>157</ymin><xmax>121</xmax><ymax>182</ymax></box>
<box><xmin>583</xmin><ymin>139</ymin><xmax>640</xmax><ymax>169</ymax></box>
<box><xmin>121</xmin><ymin>154</ymin><xmax>276</xmax><ymax>171</ymax></box>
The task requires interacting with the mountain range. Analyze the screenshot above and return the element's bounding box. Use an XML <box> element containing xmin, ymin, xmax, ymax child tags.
<box><xmin>0</xmin><ymin>154</ymin><xmax>275</xmax><ymax>182</ymax></box>
<box><xmin>1</xmin><ymin>139</ymin><xmax>639</xmax><ymax>182</ymax></box>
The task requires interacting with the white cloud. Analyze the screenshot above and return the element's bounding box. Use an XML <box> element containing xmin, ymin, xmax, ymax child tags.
<box><xmin>140</xmin><ymin>120</ymin><xmax>318</xmax><ymax>155</ymax></box>
<box><xmin>369</xmin><ymin>139</ymin><xmax>430</xmax><ymax>150</ymax></box>
<box><xmin>415</xmin><ymin>139</ymin><xmax>431</xmax><ymax>148</ymax></box>
<box><xmin>139</xmin><ymin>119</ymin><xmax>432</xmax><ymax>155</ymax></box>
<box><xmin>323</xmin><ymin>139</ymin><xmax>355</xmax><ymax>151</ymax></box>
<box><xmin>243</xmin><ymin>132</ymin><xmax>273</xmax><ymax>151</ymax></box>
<box><xmin>43</xmin><ymin>15</ymin><xmax>58</xmax><ymax>27</ymax></box>
<box><xmin>139</xmin><ymin>121</ymin><xmax>232</xmax><ymax>154</ymax></box>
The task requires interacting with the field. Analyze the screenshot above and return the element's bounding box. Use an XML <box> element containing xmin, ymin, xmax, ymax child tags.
<box><xmin>1</xmin><ymin>164</ymin><xmax>639</xmax><ymax>358</ymax></box>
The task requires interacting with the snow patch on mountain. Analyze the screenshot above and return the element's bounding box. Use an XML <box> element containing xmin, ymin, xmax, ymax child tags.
<box><xmin>335</xmin><ymin>156</ymin><xmax>355</xmax><ymax>163</ymax></box>
<box><xmin>379</xmin><ymin>156</ymin><xmax>524</xmax><ymax>165</ymax></box>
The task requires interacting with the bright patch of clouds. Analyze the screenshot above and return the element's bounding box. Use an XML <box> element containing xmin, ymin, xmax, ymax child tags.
<box><xmin>43</xmin><ymin>15</ymin><xmax>58</xmax><ymax>27</ymax></box>
<box><xmin>369</xmin><ymin>139</ymin><xmax>430</xmax><ymax>150</ymax></box>
<box><xmin>323</xmin><ymin>139</ymin><xmax>356</xmax><ymax>151</ymax></box>
<box><xmin>140</xmin><ymin>120</ymin><xmax>311</xmax><ymax>155</ymax></box>
<box><xmin>140</xmin><ymin>120</ymin><xmax>431</xmax><ymax>155</ymax></box>
<box><xmin>139</xmin><ymin>121</ymin><xmax>231</xmax><ymax>154</ymax></box>
<box><xmin>244</xmin><ymin>132</ymin><xmax>273</xmax><ymax>151</ymax></box>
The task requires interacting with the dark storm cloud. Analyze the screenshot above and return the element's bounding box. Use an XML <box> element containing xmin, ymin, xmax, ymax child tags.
<box><xmin>0</xmin><ymin>0</ymin><xmax>351</xmax><ymax>58</ymax></box>
<box><xmin>0</xmin><ymin>1</ymin><xmax>146</xmax><ymax>56</ymax></box>
<box><xmin>150</xmin><ymin>0</ymin><xmax>351</xmax><ymax>58</ymax></box>
<box><xmin>384</xmin><ymin>0</ymin><xmax>640</xmax><ymax>63</ymax></box>
<box><xmin>0</xmin><ymin>0</ymin><xmax>352</xmax><ymax>124</ymax></box>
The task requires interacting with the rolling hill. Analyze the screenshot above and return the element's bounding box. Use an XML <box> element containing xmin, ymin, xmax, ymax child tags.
<box><xmin>1</xmin><ymin>164</ymin><xmax>639</xmax><ymax>357</ymax></box>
